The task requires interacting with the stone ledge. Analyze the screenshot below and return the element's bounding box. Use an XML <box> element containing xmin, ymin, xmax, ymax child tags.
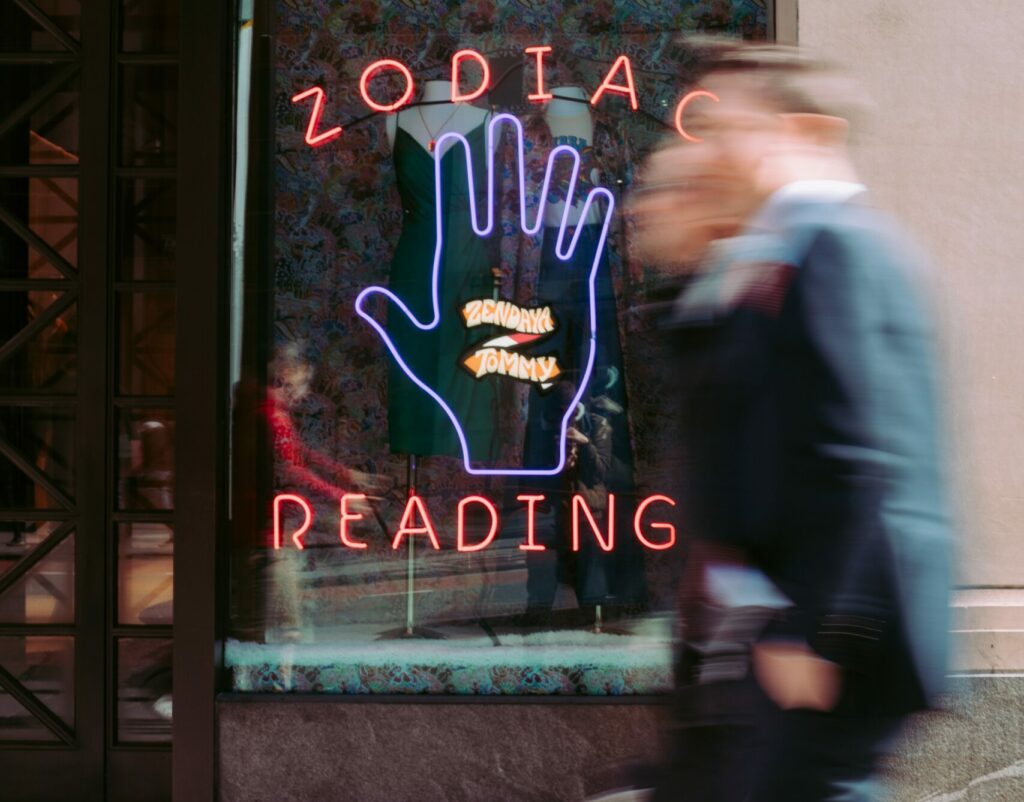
<box><xmin>951</xmin><ymin>589</ymin><xmax>1024</xmax><ymax>672</ymax></box>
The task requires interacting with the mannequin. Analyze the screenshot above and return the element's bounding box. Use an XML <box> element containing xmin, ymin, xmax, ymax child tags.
<box><xmin>543</xmin><ymin>86</ymin><xmax>601</xmax><ymax>227</ymax></box>
<box><xmin>521</xmin><ymin>86</ymin><xmax>647</xmax><ymax>618</ymax></box>
<box><xmin>382</xmin><ymin>78</ymin><xmax>498</xmax><ymax>460</ymax></box>
<box><xmin>386</xmin><ymin>80</ymin><xmax>491</xmax><ymax>158</ymax></box>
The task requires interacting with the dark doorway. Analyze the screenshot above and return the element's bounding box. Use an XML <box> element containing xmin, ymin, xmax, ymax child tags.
<box><xmin>0</xmin><ymin>2</ymin><xmax>182</xmax><ymax>799</ymax></box>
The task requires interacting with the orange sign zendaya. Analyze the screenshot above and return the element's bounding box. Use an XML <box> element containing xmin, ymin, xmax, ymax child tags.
<box><xmin>272</xmin><ymin>492</ymin><xmax>678</xmax><ymax>552</ymax></box>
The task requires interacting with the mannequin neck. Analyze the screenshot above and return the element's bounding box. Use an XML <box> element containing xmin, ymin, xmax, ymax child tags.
<box><xmin>550</xmin><ymin>86</ymin><xmax>587</xmax><ymax>101</ymax></box>
<box><xmin>422</xmin><ymin>80</ymin><xmax>453</xmax><ymax>103</ymax></box>
<box><xmin>547</xmin><ymin>86</ymin><xmax>589</xmax><ymax>118</ymax></box>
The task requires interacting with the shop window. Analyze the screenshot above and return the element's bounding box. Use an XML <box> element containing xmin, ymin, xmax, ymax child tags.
<box><xmin>228</xmin><ymin>1</ymin><xmax>768</xmax><ymax>695</ymax></box>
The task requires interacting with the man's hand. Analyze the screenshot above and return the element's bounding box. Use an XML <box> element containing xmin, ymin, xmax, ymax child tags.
<box><xmin>752</xmin><ymin>640</ymin><xmax>841</xmax><ymax>711</ymax></box>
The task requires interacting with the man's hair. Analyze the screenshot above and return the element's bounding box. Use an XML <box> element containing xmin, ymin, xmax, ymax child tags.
<box><xmin>685</xmin><ymin>38</ymin><xmax>872</xmax><ymax>126</ymax></box>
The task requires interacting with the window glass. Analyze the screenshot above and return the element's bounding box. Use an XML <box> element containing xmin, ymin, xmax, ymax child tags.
<box><xmin>227</xmin><ymin>1</ymin><xmax>768</xmax><ymax>695</ymax></box>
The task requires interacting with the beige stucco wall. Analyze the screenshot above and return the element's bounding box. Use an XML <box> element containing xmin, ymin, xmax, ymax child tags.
<box><xmin>795</xmin><ymin>0</ymin><xmax>1024</xmax><ymax>588</ymax></box>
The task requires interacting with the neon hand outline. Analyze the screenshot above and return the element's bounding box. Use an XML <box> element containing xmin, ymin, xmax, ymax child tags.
<box><xmin>355</xmin><ymin>113</ymin><xmax>615</xmax><ymax>476</ymax></box>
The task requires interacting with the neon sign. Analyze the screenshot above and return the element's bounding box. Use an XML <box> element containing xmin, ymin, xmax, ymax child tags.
<box><xmin>355</xmin><ymin>113</ymin><xmax>612</xmax><ymax>476</ymax></box>
<box><xmin>524</xmin><ymin>45</ymin><xmax>554</xmax><ymax>102</ymax></box>
<box><xmin>674</xmin><ymin>90</ymin><xmax>720</xmax><ymax>142</ymax></box>
<box><xmin>290</xmin><ymin>86</ymin><xmax>342</xmax><ymax>147</ymax></box>
<box><xmin>272</xmin><ymin>492</ymin><xmax>677</xmax><ymax>552</ymax></box>
<box><xmin>359</xmin><ymin>58</ymin><xmax>415</xmax><ymax>112</ymax></box>
<box><xmin>291</xmin><ymin>48</ymin><xmax>712</xmax><ymax>146</ymax></box>
<box><xmin>589</xmin><ymin>54</ymin><xmax>639</xmax><ymax>111</ymax></box>
<box><xmin>460</xmin><ymin>299</ymin><xmax>560</xmax><ymax>388</ymax></box>
<box><xmin>451</xmin><ymin>49</ymin><xmax>490</xmax><ymax>103</ymax></box>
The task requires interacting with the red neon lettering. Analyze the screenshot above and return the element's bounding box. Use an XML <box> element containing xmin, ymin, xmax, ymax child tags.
<box><xmin>572</xmin><ymin>493</ymin><xmax>615</xmax><ymax>552</ymax></box>
<box><xmin>590</xmin><ymin>55</ymin><xmax>638</xmax><ymax>111</ymax></box>
<box><xmin>339</xmin><ymin>493</ymin><xmax>369</xmax><ymax>550</ymax></box>
<box><xmin>359</xmin><ymin>59</ymin><xmax>415</xmax><ymax>113</ymax></box>
<box><xmin>273</xmin><ymin>493</ymin><xmax>312</xmax><ymax>550</ymax></box>
<box><xmin>291</xmin><ymin>86</ymin><xmax>342</xmax><ymax>147</ymax></box>
<box><xmin>524</xmin><ymin>45</ymin><xmax>554</xmax><ymax>102</ymax></box>
<box><xmin>451</xmin><ymin>49</ymin><xmax>490</xmax><ymax>103</ymax></box>
<box><xmin>633</xmin><ymin>494</ymin><xmax>677</xmax><ymax>550</ymax></box>
<box><xmin>674</xmin><ymin>90</ymin><xmax>720</xmax><ymax>143</ymax></box>
<box><xmin>516</xmin><ymin>494</ymin><xmax>547</xmax><ymax>551</ymax></box>
<box><xmin>456</xmin><ymin>495</ymin><xmax>499</xmax><ymax>552</ymax></box>
<box><xmin>392</xmin><ymin>495</ymin><xmax>441</xmax><ymax>550</ymax></box>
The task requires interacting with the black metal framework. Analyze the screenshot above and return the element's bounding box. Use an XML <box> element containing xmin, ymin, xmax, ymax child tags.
<box><xmin>0</xmin><ymin>1</ymin><xmax>184</xmax><ymax>799</ymax></box>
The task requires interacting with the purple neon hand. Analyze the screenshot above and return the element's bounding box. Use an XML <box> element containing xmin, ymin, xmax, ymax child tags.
<box><xmin>355</xmin><ymin>113</ymin><xmax>615</xmax><ymax>476</ymax></box>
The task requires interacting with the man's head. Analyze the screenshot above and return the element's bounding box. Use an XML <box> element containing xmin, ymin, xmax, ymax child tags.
<box><xmin>631</xmin><ymin>42</ymin><xmax>868</xmax><ymax>273</ymax></box>
<box><xmin>691</xmin><ymin>42</ymin><xmax>865</xmax><ymax>202</ymax></box>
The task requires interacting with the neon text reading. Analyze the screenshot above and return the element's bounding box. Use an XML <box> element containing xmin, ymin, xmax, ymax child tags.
<box><xmin>272</xmin><ymin>492</ymin><xmax>680</xmax><ymax>552</ymax></box>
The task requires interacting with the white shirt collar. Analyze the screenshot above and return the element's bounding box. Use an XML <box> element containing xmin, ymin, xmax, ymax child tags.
<box><xmin>749</xmin><ymin>179</ymin><xmax>867</xmax><ymax>231</ymax></box>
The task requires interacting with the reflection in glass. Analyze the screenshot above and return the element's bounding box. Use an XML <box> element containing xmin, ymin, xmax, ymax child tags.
<box><xmin>118</xmin><ymin>523</ymin><xmax>172</xmax><ymax>625</ymax></box>
<box><xmin>120</xmin><ymin>65</ymin><xmax>178</xmax><ymax>168</ymax></box>
<box><xmin>0</xmin><ymin>406</ymin><xmax>76</xmax><ymax>507</ymax></box>
<box><xmin>120</xmin><ymin>0</ymin><xmax>179</xmax><ymax>53</ymax></box>
<box><xmin>0</xmin><ymin>293</ymin><xmax>77</xmax><ymax>392</ymax></box>
<box><xmin>117</xmin><ymin>180</ymin><xmax>175</xmax><ymax>280</ymax></box>
<box><xmin>0</xmin><ymin>534</ymin><xmax>74</xmax><ymax>624</ymax></box>
<box><xmin>117</xmin><ymin>408</ymin><xmax>174</xmax><ymax>511</ymax></box>
<box><xmin>117</xmin><ymin>290</ymin><xmax>175</xmax><ymax>395</ymax></box>
<box><xmin>0</xmin><ymin>2</ymin><xmax>80</xmax><ymax>53</ymax></box>
<box><xmin>117</xmin><ymin>638</ymin><xmax>171</xmax><ymax>743</ymax></box>
<box><xmin>0</xmin><ymin>520</ymin><xmax>67</xmax><ymax>576</ymax></box>
<box><xmin>0</xmin><ymin>636</ymin><xmax>74</xmax><ymax>742</ymax></box>
<box><xmin>0</xmin><ymin>67</ymin><xmax>79</xmax><ymax>164</ymax></box>
<box><xmin>0</xmin><ymin>177</ymin><xmax>79</xmax><ymax>274</ymax></box>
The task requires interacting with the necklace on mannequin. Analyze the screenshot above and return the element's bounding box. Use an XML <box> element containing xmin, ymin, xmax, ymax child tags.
<box><xmin>417</xmin><ymin>102</ymin><xmax>460</xmax><ymax>152</ymax></box>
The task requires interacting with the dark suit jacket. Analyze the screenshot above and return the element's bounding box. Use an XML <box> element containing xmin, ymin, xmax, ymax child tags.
<box><xmin>668</xmin><ymin>194</ymin><xmax>952</xmax><ymax>714</ymax></box>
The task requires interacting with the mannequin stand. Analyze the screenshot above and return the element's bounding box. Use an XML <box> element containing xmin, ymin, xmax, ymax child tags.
<box><xmin>377</xmin><ymin>454</ymin><xmax>446</xmax><ymax>640</ymax></box>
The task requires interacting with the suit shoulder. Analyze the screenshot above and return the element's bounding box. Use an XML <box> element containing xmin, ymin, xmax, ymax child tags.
<box><xmin>789</xmin><ymin>203</ymin><xmax>930</xmax><ymax>284</ymax></box>
<box><xmin>789</xmin><ymin>205</ymin><xmax>937</xmax><ymax>334</ymax></box>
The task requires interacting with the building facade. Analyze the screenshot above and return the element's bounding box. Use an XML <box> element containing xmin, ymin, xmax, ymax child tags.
<box><xmin>1</xmin><ymin>2</ymin><xmax>1022</xmax><ymax>800</ymax></box>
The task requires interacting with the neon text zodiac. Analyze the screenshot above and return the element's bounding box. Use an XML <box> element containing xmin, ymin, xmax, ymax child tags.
<box><xmin>291</xmin><ymin>48</ymin><xmax>711</xmax><ymax>147</ymax></box>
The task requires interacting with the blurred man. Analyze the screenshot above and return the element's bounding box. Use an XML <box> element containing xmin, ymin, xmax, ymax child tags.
<box><xmin>633</xmin><ymin>44</ymin><xmax>952</xmax><ymax>801</ymax></box>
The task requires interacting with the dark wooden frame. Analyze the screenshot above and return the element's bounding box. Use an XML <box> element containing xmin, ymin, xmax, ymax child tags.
<box><xmin>171</xmin><ymin>0</ymin><xmax>233</xmax><ymax>800</ymax></box>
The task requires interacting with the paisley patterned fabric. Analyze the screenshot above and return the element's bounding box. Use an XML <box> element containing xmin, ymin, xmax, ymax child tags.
<box><xmin>231</xmin><ymin>661</ymin><xmax>672</xmax><ymax>695</ymax></box>
<box><xmin>227</xmin><ymin>635</ymin><xmax>674</xmax><ymax>695</ymax></box>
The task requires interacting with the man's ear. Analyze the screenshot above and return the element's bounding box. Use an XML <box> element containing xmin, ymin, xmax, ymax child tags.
<box><xmin>780</xmin><ymin>112</ymin><xmax>849</xmax><ymax>146</ymax></box>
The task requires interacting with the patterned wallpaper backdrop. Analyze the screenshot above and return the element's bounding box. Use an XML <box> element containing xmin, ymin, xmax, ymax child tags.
<box><xmin>259</xmin><ymin>0</ymin><xmax>768</xmax><ymax>625</ymax></box>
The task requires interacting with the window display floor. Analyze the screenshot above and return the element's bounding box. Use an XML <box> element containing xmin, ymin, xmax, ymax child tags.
<box><xmin>226</xmin><ymin>618</ymin><xmax>674</xmax><ymax>695</ymax></box>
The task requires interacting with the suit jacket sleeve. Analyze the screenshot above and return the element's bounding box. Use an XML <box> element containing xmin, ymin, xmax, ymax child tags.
<box><xmin>776</xmin><ymin>218</ymin><xmax>951</xmax><ymax>694</ymax></box>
